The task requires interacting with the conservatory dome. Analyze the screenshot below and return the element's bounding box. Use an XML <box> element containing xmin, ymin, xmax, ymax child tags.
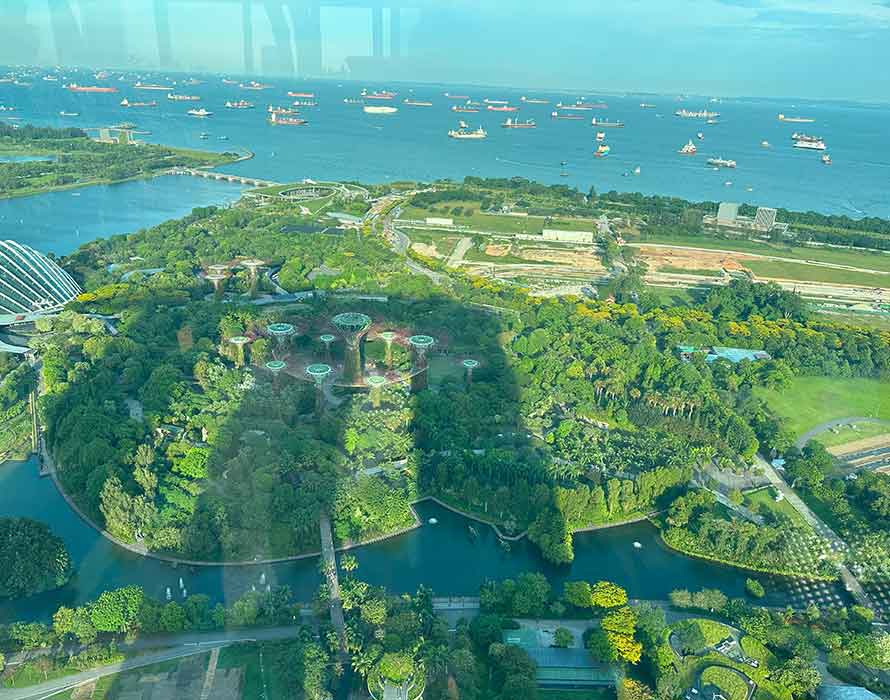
<box><xmin>0</xmin><ymin>240</ymin><xmax>81</xmax><ymax>323</ymax></box>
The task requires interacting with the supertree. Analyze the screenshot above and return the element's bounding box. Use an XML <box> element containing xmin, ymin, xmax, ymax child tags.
<box><xmin>331</xmin><ymin>312</ymin><xmax>372</xmax><ymax>384</ymax></box>
<box><xmin>462</xmin><ymin>358</ymin><xmax>480</xmax><ymax>385</ymax></box>
<box><xmin>377</xmin><ymin>330</ymin><xmax>398</xmax><ymax>369</ymax></box>
<box><xmin>320</xmin><ymin>333</ymin><xmax>336</xmax><ymax>362</ymax></box>
<box><xmin>265</xmin><ymin>359</ymin><xmax>287</xmax><ymax>391</ymax></box>
<box><xmin>407</xmin><ymin>334</ymin><xmax>435</xmax><ymax>393</ymax></box>
<box><xmin>267</xmin><ymin>322</ymin><xmax>295</xmax><ymax>357</ymax></box>
<box><xmin>229</xmin><ymin>336</ymin><xmax>250</xmax><ymax>367</ymax></box>
<box><xmin>241</xmin><ymin>258</ymin><xmax>265</xmax><ymax>298</ymax></box>
<box><xmin>366</xmin><ymin>375</ymin><xmax>387</xmax><ymax>408</ymax></box>
<box><xmin>306</xmin><ymin>363</ymin><xmax>332</xmax><ymax>415</ymax></box>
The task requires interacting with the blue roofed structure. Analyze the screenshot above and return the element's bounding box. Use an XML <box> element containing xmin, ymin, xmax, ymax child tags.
<box><xmin>503</xmin><ymin>630</ymin><xmax>616</xmax><ymax>687</ymax></box>
<box><xmin>817</xmin><ymin>686</ymin><xmax>881</xmax><ymax>700</ymax></box>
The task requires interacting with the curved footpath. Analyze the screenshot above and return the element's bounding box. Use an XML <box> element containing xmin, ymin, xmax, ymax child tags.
<box><xmin>795</xmin><ymin>417</ymin><xmax>890</xmax><ymax>449</ymax></box>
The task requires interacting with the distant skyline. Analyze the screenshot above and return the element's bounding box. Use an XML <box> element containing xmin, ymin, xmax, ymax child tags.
<box><xmin>1</xmin><ymin>0</ymin><xmax>888</xmax><ymax>102</ymax></box>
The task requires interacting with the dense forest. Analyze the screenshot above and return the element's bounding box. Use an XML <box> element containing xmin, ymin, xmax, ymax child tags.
<box><xmin>0</xmin><ymin>517</ymin><xmax>71</xmax><ymax>599</ymax></box>
<box><xmin>0</xmin><ymin>353</ymin><xmax>34</xmax><ymax>459</ymax></box>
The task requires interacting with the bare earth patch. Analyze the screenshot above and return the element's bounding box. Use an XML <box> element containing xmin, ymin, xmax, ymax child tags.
<box><xmin>484</xmin><ymin>243</ymin><xmax>512</xmax><ymax>257</ymax></box>
<box><xmin>410</xmin><ymin>242</ymin><xmax>442</xmax><ymax>259</ymax></box>
<box><xmin>637</xmin><ymin>245</ymin><xmax>749</xmax><ymax>273</ymax></box>
<box><xmin>830</xmin><ymin>433</ymin><xmax>890</xmax><ymax>456</ymax></box>
<box><xmin>520</xmin><ymin>247</ymin><xmax>606</xmax><ymax>269</ymax></box>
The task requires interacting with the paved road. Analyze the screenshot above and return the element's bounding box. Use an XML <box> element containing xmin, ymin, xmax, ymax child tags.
<box><xmin>446</xmin><ymin>237</ymin><xmax>473</xmax><ymax>267</ymax></box>
<box><xmin>795</xmin><ymin>417</ymin><xmax>890</xmax><ymax>449</ymax></box>
<box><xmin>756</xmin><ymin>455</ymin><xmax>877</xmax><ymax>615</ymax></box>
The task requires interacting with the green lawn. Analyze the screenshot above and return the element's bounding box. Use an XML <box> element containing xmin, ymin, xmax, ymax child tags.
<box><xmin>645</xmin><ymin>285</ymin><xmax>701</xmax><ymax>308</ymax></box>
<box><xmin>700</xmin><ymin>665</ymin><xmax>750</xmax><ymax>700</ymax></box>
<box><xmin>817</xmin><ymin>422</ymin><xmax>890</xmax><ymax>449</ymax></box>
<box><xmin>217</xmin><ymin>641</ymin><xmax>301</xmax><ymax>700</ymax></box>
<box><xmin>683</xmin><ymin>618</ymin><xmax>734</xmax><ymax>646</ymax></box>
<box><xmin>658</xmin><ymin>265</ymin><xmax>724</xmax><ymax>278</ymax></box>
<box><xmin>403</xmin><ymin>203</ymin><xmax>599</xmax><ymax>237</ymax></box>
<box><xmin>755</xmin><ymin>376</ymin><xmax>890</xmax><ymax>438</ymax></box>
<box><xmin>743</xmin><ymin>487</ymin><xmax>808</xmax><ymax>528</ymax></box>
<box><xmin>745</xmin><ymin>260</ymin><xmax>890</xmax><ymax>288</ymax></box>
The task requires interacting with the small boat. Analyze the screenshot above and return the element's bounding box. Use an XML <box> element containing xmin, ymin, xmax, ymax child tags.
<box><xmin>58</xmin><ymin>111</ymin><xmax>79</xmax><ymax>117</ymax></box>
<box><xmin>559</xmin><ymin>171</ymin><xmax>569</xmax><ymax>177</ymax></box>
<box><xmin>467</xmin><ymin>524</ymin><xmax>479</xmax><ymax>540</ymax></box>
<box><xmin>225</xmin><ymin>100</ymin><xmax>254</xmax><ymax>109</ymax></box>
<box><xmin>218</xmin><ymin>135</ymin><xmax>229</xmax><ymax>140</ymax></box>
<box><xmin>595</xmin><ymin>144</ymin><xmax>610</xmax><ymax>157</ymax></box>
<box><xmin>761</xmin><ymin>140</ymin><xmax>771</xmax><ymax>148</ymax></box>
<box><xmin>678</xmin><ymin>139</ymin><xmax>697</xmax><ymax>155</ymax></box>
<box><xmin>199</xmin><ymin>132</ymin><xmax>209</xmax><ymax>139</ymax></box>
<box><xmin>595</xmin><ymin>131</ymin><xmax>605</xmax><ymax>141</ymax></box>
<box><xmin>707</xmin><ymin>157</ymin><xmax>737</xmax><ymax>169</ymax></box>
<box><xmin>633</xmin><ymin>541</ymin><xmax>643</xmax><ymax>549</ymax></box>
<box><xmin>724</xmin><ymin>180</ymin><xmax>733</xmax><ymax>186</ymax></box>
<box><xmin>187</xmin><ymin>108</ymin><xmax>212</xmax><ymax>118</ymax></box>
<box><xmin>499</xmin><ymin>538</ymin><xmax>511</xmax><ymax>552</ymax></box>
<box><xmin>240</xmin><ymin>81</ymin><xmax>272</xmax><ymax>90</ymax></box>
<box><xmin>633</xmin><ymin>166</ymin><xmax>641</xmax><ymax>175</ymax></box>
<box><xmin>428</xmin><ymin>517</ymin><xmax>438</xmax><ymax>525</ymax></box>
<box><xmin>697</xmin><ymin>132</ymin><xmax>704</xmax><ymax>140</ymax></box>
<box><xmin>639</xmin><ymin>102</ymin><xmax>656</xmax><ymax>108</ymax></box>
<box><xmin>822</xmin><ymin>154</ymin><xmax>832</xmax><ymax>165</ymax></box>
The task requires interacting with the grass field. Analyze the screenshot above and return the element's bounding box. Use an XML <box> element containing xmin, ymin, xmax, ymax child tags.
<box><xmin>816</xmin><ymin>422</ymin><xmax>890</xmax><ymax>449</ymax></box>
<box><xmin>746</xmin><ymin>260</ymin><xmax>890</xmax><ymax>288</ymax></box>
<box><xmin>743</xmin><ymin>487</ymin><xmax>808</xmax><ymax>528</ymax></box>
<box><xmin>636</xmin><ymin>233</ymin><xmax>890</xmax><ymax>274</ymax></box>
<box><xmin>755</xmin><ymin>376</ymin><xmax>890</xmax><ymax>438</ymax></box>
<box><xmin>658</xmin><ymin>265</ymin><xmax>724</xmax><ymax>278</ymax></box>
<box><xmin>700</xmin><ymin>665</ymin><xmax>750</xmax><ymax>700</ymax></box>
<box><xmin>402</xmin><ymin>202</ymin><xmax>599</xmax><ymax>237</ymax></box>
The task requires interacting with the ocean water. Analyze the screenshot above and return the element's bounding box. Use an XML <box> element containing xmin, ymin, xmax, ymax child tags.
<box><xmin>3</xmin><ymin>76</ymin><xmax>889</xmax><ymax>220</ymax></box>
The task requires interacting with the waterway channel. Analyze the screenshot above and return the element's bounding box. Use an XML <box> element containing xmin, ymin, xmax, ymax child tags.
<box><xmin>0</xmin><ymin>457</ymin><xmax>847</xmax><ymax>622</ymax></box>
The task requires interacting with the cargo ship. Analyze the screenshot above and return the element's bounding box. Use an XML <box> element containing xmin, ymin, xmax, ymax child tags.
<box><xmin>363</xmin><ymin>105</ymin><xmax>398</xmax><ymax>114</ymax></box>
<box><xmin>403</xmin><ymin>98</ymin><xmax>433</xmax><ymax>107</ymax></box>
<box><xmin>502</xmin><ymin>118</ymin><xmax>536</xmax><ymax>129</ymax></box>
<box><xmin>288</xmin><ymin>91</ymin><xmax>315</xmax><ymax>98</ymax></box>
<box><xmin>452</xmin><ymin>105</ymin><xmax>480</xmax><ymax>113</ymax></box>
<box><xmin>595</xmin><ymin>144</ymin><xmax>611</xmax><ymax>158</ymax></box>
<box><xmin>551</xmin><ymin>111</ymin><xmax>584</xmax><ymax>120</ymax></box>
<box><xmin>268</xmin><ymin>105</ymin><xmax>299</xmax><ymax>115</ymax></box>
<box><xmin>66</xmin><ymin>83</ymin><xmax>118</xmax><ymax>93</ymax></box>
<box><xmin>361</xmin><ymin>89</ymin><xmax>397</xmax><ymax>100</ymax></box>
<box><xmin>590</xmin><ymin>117</ymin><xmax>624</xmax><ymax>128</ymax></box>
<box><xmin>639</xmin><ymin>102</ymin><xmax>656</xmax><ymax>108</ymax></box>
<box><xmin>520</xmin><ymin>96</ymin><xmax>549</xmax><ymax>104</ymax></box>
<box><xmin>778</xmin><ymin>113</ymin><xmax>814</xmax><ymax>123</ymax></box>
<box><xmin>707</xmin><ymin>157</ymin><xmax>737</xmax><ymax>169</ymax></box>
<box><xmin>222</xmin><ymin>78</ymin><xmax>238</xmax><ymax>85</ymax></box>
<box><xmin>226</xmin><ymin>100</ymin><xmax>254</xmax><ymax>109</ymax></box>
<box><xmin>120</xmin><ymin>98</ymin><xmax>157</xmax><ymax>108</ymax></box>
<box><xmin>448</xmin><ymin>122</ymin><xmax>487</xmax><ymax>139</ymax></box>
<box><xmin>134</xmin><ymin>82</ymin><xmax>173</xmax><ymax>91</ymax></box>
<box><xmin>444</xmin><ymin>92</ymin><xmax>470</xmax><ymax>99</ymax></box>
<box><xmin>556</xmin><ymin>100</ymin><xmax>607</xmax><ymax>111</ymax></box>
<box><xmin>484</xmin><ymin>99</ymin><xmax>508</xmax><ymax>105</ymax></box>
<box><xmin>343</xmin><ymin>98</ymin><xmax>363</xmax><ymax>105</ymax></box>
<box><xmin>675</xmin><ymin>109</ymin><xmax>719</xmax><ymax>119</ymax></box>
<box><xmin>792</xmin><ymin>132</ymin><xmax>822</xmax><ymax>143</ymax></box>
<box><xmin>168</xmin><ymin>93</ymin><xmax>200</xmax><ymax>102</ymax></box>
<box><xmin>487</xmin><ymin>104</ymin><xmax>518</xmax><ymax>112</ymax></box>
<box><xmin>268</xmin><ymin>112</ymin><xmax>307</xmax><ymax>126</ymax></box>
<box><xmin>292</xmin><ymin>99</ymin><xmax>317</xmax><ymax>108</ymax></box>
<box><xmin>187</xmin><ymin>108</ymin><xmax>213</xmax><ymax>118</ymax></box>
<box><xmin>794</xmin><ymin>138</ymin><xmax>826</xmax><ymax>150</ymax></box>
<box><xmin>678</xmin><ymin>140</ymin><xmax>697</xmax><ymax>155</ymax></box>
<box><xmin>241</xmin><ymin>81</ymin><xmax>272</xmax><ymax>90</ymax></box>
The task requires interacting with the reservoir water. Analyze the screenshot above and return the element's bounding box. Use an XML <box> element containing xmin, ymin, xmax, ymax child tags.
<box><xmin>0</xmin><ymin>458</ymin><xmax>846</xmax><ymax>622</ymax></box>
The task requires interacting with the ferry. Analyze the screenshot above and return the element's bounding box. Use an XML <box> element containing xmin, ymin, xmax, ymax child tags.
<box><xmin>822</xmin><ymin>154</ymin><xmax>832</xmax><ymax>165</ymax></box>
<box><xmin>520</xmin><ymin>96</ymin><xmax>549</xmax><ymax>104</ymax></box>
<box><xmin>364</xmin><ymin>105</ymin><xmax>398</xmax><ymax>115</ymax></box>
<box><xmin>120</xmin><ymin>98</ymin><xmax>157</xmax><ymax>108</ymax></box>
<box><xmin>794</xmin><ymin>138</ymin><xmax>826</xmax><ymax>150</ymax></box>
<box><xmin>287</xmin><ymin>91</ymin><xmax>315</xmax><ymax>98</ymax></box>
<box><xmin>487</xmin><ymin>104</ymin><xmax>518</xmax><ymax>112</ymax></box>
<box><xmin>240</xmin><ymin>81</ymin><xmax>272</xmax><ymax>90</ymax></box>
<box><xmin>707</xmin><ymin>157</ymin><xmax>737</xmax><ymax>169</ymax></box>
<box><xmin>187</xmin><ymin>108</ymin><xmax>213</xmax><ymax>118</ymax></box>
<box><xmin>66</xmin><ymin>83</ymin><xmax>118</xmax><ymax>94</ymax></box>
<box><xmin>362</xmin><ymin>89</ymin><xmax>397</xmax><ymax>100</ymax></box>
<box><xmin>268</xmin><ymin>105</ymin><xmax>299</xmax><ymax>115</ymax></box>
<box><xmin>556</xmin><ymin>100</ymin><xmax>607</xmax><ymax>111</ymax></box>
<box><xmin>551</xmin><ymin>111</ymin><xmax>584</xmax><ymax>120</ymax></box>
<box><xmin>444</xmin><ymin>92</ymin><xmax>470</xmax><ymax>100</ymax></box>
<box><xmin>168</xmin><ymin>93</ymin><xmax>200</xmax><ymax>102</ymax></box>
<box><xmin>502</xmin><ymin>118</ymin><xmax>536</xmax><ymax>129</ymax></box>
<box><xmin>134</xmin><ymin>82</ymin><xmax>173</xmax><ymax>91</ymax></box>
<box><xmin>225</xmin><ymin>100</ymin><xmax>254</xmax><ymax>109</ymax></box>
<box><xmin>58</xmin><ymin>111</ymin><xmax>79</xmax><ymax>117</ymax></box>
<box><xmin>452</xmin><ymin>105</ymin><xmax>480</xmax><ymax>113</ymax></box>
<box><xmin>590</xmin><ymin>118</ymin><xmax>624</xmax><ymax>128</ymax></box>
<box><xmin>595</xmin><ymin>131</ymin><xmax>605</xmax><ymax>141</ymax></box>
<box><xmin>595</xmin><ymin>144</ymin><xmax>611</xmax><ymax>157</ymax></box>
<box><xmin>448</xmin><ymin>121</ymin><xmax>487</xmax><ymax>139</ymax></box>
<box><xmin>268</xmin><ymin>112</ymin><xmax>307</xmax><ymax>126</ymax></box>
<box><xmin>403</xmin><ymin>98</ymin><xmax>433</xmax><ymax>107</ymax></box>
<box><xmin>778</xmin><ymin>113</ymin><xmax>814</xmax><ymax>123</ymax></box>
<box><xmin>678</xmin><ymin>140</ymin><xmax>697</xmax><ymax>155</ymax></box>
<box><xmin>675</xmin><ymin>108</ymin><xmax>719</xmax><ymax>119</ymax></box>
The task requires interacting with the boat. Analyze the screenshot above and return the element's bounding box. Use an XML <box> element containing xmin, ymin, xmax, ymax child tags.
<box><xmin>218</xmin><ymin>135</ymin><xmax>229</xmax><ymax>141</ymax></box>
<box><xmin>187</xmin><ymin>108</ymin><xmax>213</xmax><ymax>118</ymax></box>
<box><xmin>794</xmin><ymin>138</ymin><xmax>826</xmax><ymax>150</ymax></box>
<box><xmin>633</xmin><ymin>541</ymin><xmax>643</xmax><ymax>549</ymax></box>
<box><xmin>428</xmin><ymin>517</ymin><xmax>438</xmax><ymax>525</ymax></box>
<box><xmin>678</xmin><ymin>140</ymin><xmax>697</xmax><ymax>155</ymax></box>
<box><xmin>222</xmin><ymin>78</ymin><xmax>238</xmax><ymax>85</ymax></box>
<box><xmin>639</xmin><ymin>102</ymin><xmax>656</xmax><ymax>108</ymax></box>
<box><xmin>448</xmin><ymin>122</ymin><xmax>487</xmax><ymax>139</ymax></box>
<box><xmin>363</xmin><ymin>105</ymin><xmax>398</xmax><ymax>115</ymax></box>
<box><xmin>484</xmin><ymin>98</ymin><xmax>508</xmax><ymax>105</ymax></box>
<box><xmin>502</xmin><ymin>118</ymin><xmax>536</xmax><ymax>129</ymax></box>
<box><xmin>403</xmin><ymin>98</ymin><xmax>433</xmax><ymax>107</ymax></box>
<box><xmin>706</xmin><ymin>119</ymin><xmax>719</xmax><ymax>124</ymax></box>
<box><xmin>113</xmin><ymin>122</ymin><xmax>137</xmax><ymax>130</ymax></box>
<box><xmin>58</xmin><ymin>111</ymin><xmax>79</xmax><ymax>117</ymax></box>
<box><xmin>66</xmin><ymin>83</ymin><xmax>118</xmax><ymax>93</ymax></box>
<box><xmin>120</xmin><ymin>98</ymin><xmax>157</xmax><ymax>107</ymax></box>
<box><xmin>43</xmin><ymin>75</ymin><xmax>59</xmax><ymax>82</ymax></box>
<box><xmin>559</xmin><ymin>171</ymin><xmax>568</xmax><ymax>177</ymax></box>
<box><xmin>633</xmin><ymin>166</ymin><xmax>641</xmax><ymax>175</ymax></box>
<box><xmin>361</xmin><ymin>89</ymin><xmax>397</xmax><ymax>100</ymax></box>
<box><xmin>268</xmin><ymin>105</ymin><xmax>299</xmax><ymax>115</ymax></box>
<box><xmin>167</xmin><ymin>93</ymin><xmax>200</xmax><ymax>101</ymax></box>
<box><xmin>707</xmin><ymin>157</ymin><xmax>737</xmax><ymax>168</ymax></box>
<box><xmin>199</xmin><ymin>132</ymin><xmax>209</xmax><ymax>140</ymax></box>
<box><xmin>792</xmin><ymin>132</ymin><xmax>822</xmax><ymax>142</ymax></box>
<box><xmin>287</xmin><ymin>91</ymin><xmax>315</xmax><ymax>98</ymax></box>
<box><xmin>590</xmin><ymin>117</ymin><xmax>624</xmax><ymax>127</ymax></box>
<box><xmin>551</xmin><ymin>111</ymin><xmax>584</xmax><ymax>120</ymax></box>
<box><xmin>498</xmin><ymin>537</ymin><xmax>511</xmax><ymax>552</ymax></box>
<box><xmin>595</xmin><ymin>131</ymin><xmax>605</xmax><ymax>141</ymax></box>
<box><xmin>556</xmin><ymin>100</ymin><xmax>606</xmax><ymax>111</ymax></box>
<box><xmin>134</xmin><ymin>82</ymin><xmax>173</xmax><ymax>91</ymax></box>
<box><xmin>675</xmin><ymin>108</ymin><xmax>719</xmax><ymax>119</ymax></box>
<box><xmin>240</xmin><ymin>81</ymin><xmax>272</xmax><ymax>90</ymax></box>
<box><xmin>268</xmin><ymin>112</ymin><xmax>308</xmax><ymax>126</ymax></box>
<box><xmin>595</xmin><ymin>144</ymin><xmax>610</xmax><ymax>157</ymax></box>
<box><xmin>181</xmin><ymin>78</ymin><xmax>203</xmax><ymax>86</ymax></box>
<box><xmin>452</xmin><ymin>105</ymin><xmax>480</xmax><ymax>113</ymax></box>
<box><xmin>444</xmin><ymin>92</ymin><xmax>470</xmax><ymax>99</ymax></box>
<box><xmin>520</xmin><ymin>96</ymin><xmax>549</xmax><ymax>104</ymax></box>
<box><xmin>761</xmin><ymin>140</ymin><xmax>771</xmax><ymax>148</ymax></box>
<box><xmin>487</xmin><ymin>104</ymin><xmax>518</xmax><ymax>112</ymax></box>
<box><xmin>343</xmin><ymin>98</ymin><xmax>363</xmax><ymax>105</ymax></box>
<box><xmin>778</xmin><ymin>113</ymin><xmax>814</xmax><ymax>123</ymax></box>
<box><xmin>822</xmin><ymin>154</ymin><xmax>832</xmax><ymax>165</ymax></box>
<box><xmin>697</xmin><ymin>132</ymin><xmax>704</xmax><ymax>140</ymax></box>
<box><xmin>292</xmin><ymin>99</ymin><xmax>318</xmax><ymax>107</ymax></box>
<box><xmin>225</xmin><ymin>100</ymin><xmax>254</xmax><ymax>109</ymax></box>
<box><xmin>0</xmin><ymin>105</ymin><xmax>15</xmax><ymax>112</ymax></box>
<box><xmin>467</xmin><ymin>524</ymin><xmax>478</xmax><ymax>540</ymax></box>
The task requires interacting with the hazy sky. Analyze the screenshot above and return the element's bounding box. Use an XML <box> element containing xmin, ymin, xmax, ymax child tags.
<box><xmin>2</xmin><ymin>0</ymin><xmax>889</xmax><ymax>101</ymax></box>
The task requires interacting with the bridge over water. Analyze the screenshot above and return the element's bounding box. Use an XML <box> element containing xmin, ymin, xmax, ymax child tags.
<box><xmin>169</xmin><ymin>167</ymin><xmax>281</xmax><ymax>189</ymax></box>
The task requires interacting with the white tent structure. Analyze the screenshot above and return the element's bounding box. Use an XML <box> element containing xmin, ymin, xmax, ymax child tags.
<box><xmin>0</xmin><ymin>240</ymin><xmax>81</xmax><ymax>325</ymax></box>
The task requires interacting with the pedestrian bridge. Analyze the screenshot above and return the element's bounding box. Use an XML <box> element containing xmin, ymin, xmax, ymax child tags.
<box><xmin>169</xmin><ymin>167</ymin><xmax>281</xmax><ymax>188</ymax></box>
